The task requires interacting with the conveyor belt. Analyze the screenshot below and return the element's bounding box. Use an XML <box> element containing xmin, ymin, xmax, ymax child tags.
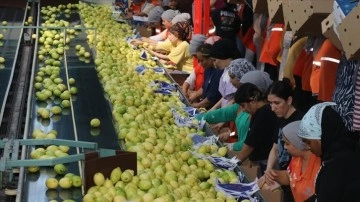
<box><xmin>0</xmin><ymin>7</ymin><xmax>25</xmax><ymax>130</ymax></box>
<box><xmin>20</xmin><ymin>9</ymin><xmax>118</xmax><ymax>202</ymax></box>
<box><xmin>66</xmin><ymin>25</ymin><xmax>119</xmax><ymax>150</ymax></box>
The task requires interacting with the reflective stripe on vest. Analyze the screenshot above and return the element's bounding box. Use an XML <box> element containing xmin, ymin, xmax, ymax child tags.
<box><xmin>320</xmin><ymin>57</ymin><xmax>340</xmax><ymax>64</ymax></box>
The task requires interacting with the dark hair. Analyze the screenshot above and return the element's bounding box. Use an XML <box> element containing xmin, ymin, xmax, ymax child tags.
<box><xmin>267</xmin><ymin>78</ymin><xmax>293</xmax><ymax>100</ymax></box>
<box><xmin>196</xmin><ymin>43</ymin><xmax>212</xmax><ymax>57</ymax></box>
<box><xmin>234</xmin><ymin>83</ymin><xmax>265</xmax><ymax>104</ymax></box>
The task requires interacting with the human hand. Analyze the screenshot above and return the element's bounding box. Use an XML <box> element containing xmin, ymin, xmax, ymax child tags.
<box><xmin>219</xmin><ymin>131</ymin><xmax>230</xmax><ymax>141</ymax></box>
<box><xmin>191</xmin><ymin>102</ymin><xmax>199</xmax><ymax>108</ymax></box>
<box><xmin>264</xmin><ymin>168</ymin><xmax>278</xmax><ymax>185</ymax></box>
<box><xmin>130</xmin><ymin>39</ymin><xmax>143</xmax><ymax>46</ymax></box>
<box><xmin>210</xmin><ymin>122</ymin><xmax>225</xmax><ymax>133</ymax></box>
<box><xmin>258</xmin><ymin>175</ymin><xmax>267</xmax><ymax>189</ymax></box>
<box><xmin>226</xmin><ymin>143</ymin><xmax>234</xmax><ymax>151</ymax></box>
<box><xmin>188</xmin><ymin>91</ymin><xmax>197</xmax><ymax>102</ymax></box>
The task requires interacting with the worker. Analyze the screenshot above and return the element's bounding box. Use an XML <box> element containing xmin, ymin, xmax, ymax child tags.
<box><xmin>259</xmin><ymin>121</ymin><xmax>321</xmax><ymax>202</ymax></box>
<box><xmin>146</xmin><ymin>21</ymin><xmax>193</xmax><ymax>73</ymax></box>
<box><xmin>189</xmin><ymin>43</ymin><xmax>223</xmax><ymax>109</ymax></box>
<box><xmin>182</xmin><ymin>34</ymin><xmax>207</xmax><ymax>97</ymax></box>
<box><xmin>234</xmin><ymin>83</ymin><xmax>277</xmax><ymax>174</ymax></box>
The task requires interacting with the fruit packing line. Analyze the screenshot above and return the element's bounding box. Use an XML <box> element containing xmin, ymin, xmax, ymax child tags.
<box><xmin>123</xmin><ymin>26</ymin><xmax>270</xmax><ymax>200</ymax></box>
<box><xmin>128</xmin><ymin>18</ymin><xmax>272</xmax><ymax>202</ymax></box>
<box><xmin>0</xmin><ymin>1</ymin><xmax>118</xmax><ymax>201</ymax></box>
<box><xmin>0</xmin><ymin>1</ymin><xmax>267</xmax><ymax>201</ymax></box>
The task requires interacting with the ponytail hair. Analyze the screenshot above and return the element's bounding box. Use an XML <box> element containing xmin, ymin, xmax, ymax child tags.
<box><xmin>267</xmin><ymin>78</ymin><xmax>294</xmax><ymax>101</ymax></box>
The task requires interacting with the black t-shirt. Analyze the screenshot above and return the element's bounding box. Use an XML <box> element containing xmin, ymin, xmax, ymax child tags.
<box><xmin>211</xmin><ymin>3</ymin><xmax>241</xmax><ymax>40</ymax></box>
<box><xmin>245</xmin><ymin>104</ymin><xmax>277</xmax><ymax>162</ymax></box>
<box><xmin>272</xmin><ymin>110</ymin><xmax>304</xmax><ymax>170</ymax></box>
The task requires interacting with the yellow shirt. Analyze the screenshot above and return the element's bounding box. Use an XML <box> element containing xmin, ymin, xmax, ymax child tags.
<box><xmin>156</xmin><ymin>39</ymin><xmax>174</xmax><ymax>52</ymax></box>
<box><xmin>168</xmin><ymin>41</ymin><xmax>193</xmax><ymax>73</ymax></box>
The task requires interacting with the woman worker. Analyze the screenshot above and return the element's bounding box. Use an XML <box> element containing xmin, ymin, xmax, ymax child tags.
<box><xmin>264</xmin><ymin>79</ymin><xmax>304</xmax><ymax>202</ymax></box>
<box><xmin>146</xmin><ymin>21</ymin><xmax>193</xmax><ymax>73</ymax></box>
<box><xmin>140</xmin><ymin>9</ymin><xmax>180</xmax><ymax>45</ymax></box>
<box><xmin>260</xmin><ymin>121</ymin><xmax>321</xmax><ymax>202</ymax></box>
<box><xmin>189</xmin><ymin>44</ymin><xmax>223</xmax><ymax>109</ymax></box>
<box><xmin>234</xmin><ymin>83</ymin><xmax>277</xmax><ymax>174</ymax></box>
<box><xmin>297</xmin><ymin>102</ymin><xmax>360</xmax><ymax>202</ymax></box>
<box><xmin>197</xmin><ymin>78</ymin><xmax>273</xmax><ymax>153</ymax></box>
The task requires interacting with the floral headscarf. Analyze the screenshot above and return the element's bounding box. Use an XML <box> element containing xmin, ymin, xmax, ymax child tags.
<box><xmin>169</xmin><ymin>21</ymin><xmax>192</xmax><ymax>41</ymax></box>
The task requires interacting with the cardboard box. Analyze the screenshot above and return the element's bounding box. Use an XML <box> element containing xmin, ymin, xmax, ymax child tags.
<box><xmin>321</xmin><ymin>13</ymin><xmax>343</xmax><ymax>51</ymax></box>
<box><xmin>240</xmin><ymin>165</ymin><xmax>283</xmax><ymax>202</ymax></box>
<box><xmin>253</xmin><ymin>0</ymin><xmax>268</xmax><ymax>14</ymax></box>
<box><xmin>333</xmin><ymin>0</ymin><xmax>359</xmax><ymax>32</ymax></box>
<box><xmin>135</xmin><ymin>25</ymin><xmax>153</xmax><ymax>37</ymax></box>
<box><xmin>168</xmin><ymin>73</ymin><xmax>190</xmax><ymax>86</ymax></box>
<box><xmin>267</xmin><ymin>0</ymin><xmax>284</xmax><ymax>23</ymax></box>
<box><xmin>240</xmin><ymin>165</ymin><xmax>260</xmax><ymax>181</ymax></box>
<box><xmin>282</xmin><ymin>0</ymin><xmax>292</xmax><ymax>31</ymax></box>
<box><xmin>83</xmin><ymin>150</ymin><xmax>137</xmax><ymax>192</ymax></box>
<box><xmin>287</xmin><ymin>0</ymin><xmax>332</xmax><ymax>36</ymax></box>
<box><xmin>337</xmin><ymin>5</ymin><xmax>360</xmax><ymax>59</ymax></box>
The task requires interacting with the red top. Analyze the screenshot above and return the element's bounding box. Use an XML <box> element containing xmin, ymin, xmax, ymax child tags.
<box><xmin>287</xmin><ymin>154</ymin><xmax>321</xmax><ymax>202</ymax></box>
<box><xmin>193</xmin><ymin>59</ymin><xmax>205</xmax><ymax>91</ymax></box>
<box><xmin>129</xmin><ymin>2</ymin><xmax>143</xmax><ymax>14</ymax></box>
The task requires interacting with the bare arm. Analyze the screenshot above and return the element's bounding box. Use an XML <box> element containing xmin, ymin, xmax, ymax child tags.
<box><xmin>266</xmin><ymin>143</ymin><xmax>279</xmax><ymax>170</ymax></box>
<box><xmin>147</xmin><ymin>49</ymin><xmax>169</xmax><ymax>60</ymax></box>
<box><xmin>141</xmin><ymin>37</ymin><xmax>158</xmax><ymax>46</ymax></box>
<box><xmin>236</xmin><ymin>144</ymin><xmax>254</xmax><ymax>162</ymax></box>
<box><xmin>192</xmin><ymin>97</ymin><xmax>212</xmax><ymax>109</ymax></box>
<box><xmin>273</xmin><ymin>170</ymin><xmax>290</xmax><ymax>185</ymax></box>
<box><xmin>133</xmin><ymin>12</ymin><xmax>148</xmax><ymax>17</ymax></box>
<box><xmin>182</xmin><ymin>82</ymin><xmax>191</xmax><ymax>97</ymax></box>
<box><xmin>188</xmin><ymin>88</ymin><xmax>203</xmax><ymax>103</ymax></box>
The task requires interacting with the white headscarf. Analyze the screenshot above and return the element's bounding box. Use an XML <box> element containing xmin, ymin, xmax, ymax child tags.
<box><xmin>298</xmin><ymin>102</ymin><xmax>337</xmax><ymax>140</ymax></box>
<box><xmin>171</xmin><ymin>13</ymin><xmax>191</xmax><ymax>24</ymax></box>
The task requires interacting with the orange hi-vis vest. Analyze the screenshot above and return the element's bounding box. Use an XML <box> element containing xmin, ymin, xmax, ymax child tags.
<box><xmin>310</xmin><ymin>39</ymin><xmax>340</xmax><ymax>100</ymax></box>
<box><xmin>259</xmin><ymin>23</ymin><xmax>284</xmax><ymax>66</ymax></box>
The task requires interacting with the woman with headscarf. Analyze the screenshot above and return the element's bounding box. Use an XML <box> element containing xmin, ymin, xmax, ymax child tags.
<box><xmin>218</xmin><ymin>70</ymin><xmax>272</xmax><ymax>146</ymax></box>
<box><xmin>182</xmin><ymin>34</ymin><xmax>207</xmax><ymax>97</ymax></box>
<box><xmin>259</xmin><ymin>121</ymin><xmax>321</xmax><ymax>202</ymax></box>
<box><xmin>171</xmin><ymin>13</ymin><xmax>191</xmax><ymax>25</ymax></box>
<box><xmin>208</xmin><ymin>39</ymin><xmax>240</xmax><ymax>110</ymax></box>
<box><xmin>183</xmin><ymin>35</ymin><xmax>221</xmax><ymax>101</ymax></box>
<box><xmin>132</xmin><ymin>9</ymin><xmax>180</xmax><ymax>46</ymax></box>
<box><xmin>196</xmin><ymin>72</ymin><xmax>273</xmax><ymax>151</ymax></box>
<box><xmin>146</xmin><ymin>21</ymin><xmax>193</xmax><ymax>73</ymax></box>
<box><xmin>297</xmin><ymin>102</ymin><xmax>360</xmax><ymax>202</ymax></box>
<box><xmin>208</xmin><ymin>52</ymin><xmax>254</xmax><ymax>136</ymax></box>
<box><xmin>230</xmin><ymin>70</ymin><xmax>272</xmax><ymax>93</ymax></box>
<box><xmin>124</xmin><ymin>0</ymin><xmax>156</xmax><ymax>19</ymax></box>
<box><xmin>146</xmin><ymin>5</ymin><xmax>165</xmax><ymax>26</ymax></box>
<box><xmin>189</xmin><ymin>43</ymin><xmax>223</xmax><ymax>109</ymax></box>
